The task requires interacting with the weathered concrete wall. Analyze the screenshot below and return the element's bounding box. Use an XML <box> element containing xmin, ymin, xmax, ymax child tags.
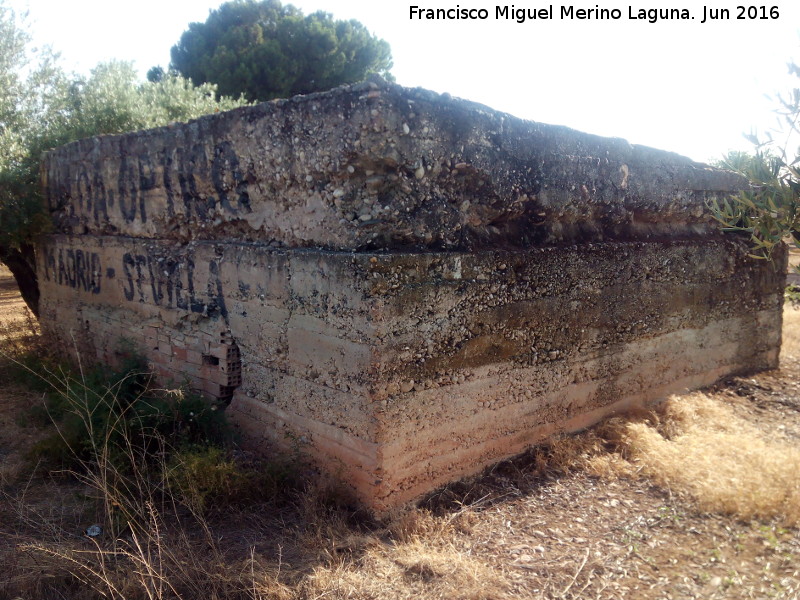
<box><xmin>37</xmin><ymin>77</ymin><xmax>785</xmax><ymax>512</ymax></box>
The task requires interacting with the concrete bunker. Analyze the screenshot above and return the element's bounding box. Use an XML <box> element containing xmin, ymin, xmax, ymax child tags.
<box><xmin>37</xmin><ymin>78</ymin><xmax>785</xmax><ymax>512</ymax></box>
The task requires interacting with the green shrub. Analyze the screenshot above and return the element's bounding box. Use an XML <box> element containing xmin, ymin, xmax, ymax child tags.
<box><xmin>26</xmin><ymin>355</ymin><xmax>233</xmax><ymax>473</ymax></box>
<box><xmin>168</xmin><ymin>446</ymin><xmax>295</xmax><ymax>512</ymax></box>
<box><xmin>167</xmin><ymin>446</ymin><xmax>246</xmax><ymax>510</ymax></box>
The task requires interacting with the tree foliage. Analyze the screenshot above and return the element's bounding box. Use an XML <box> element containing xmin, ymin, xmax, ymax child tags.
<box><xmin>0</xmin><ymin>2</ymin><xmax>247</xmax><ymax>316</ymax></box>
<box><xmin>169</xmin><ymin>0</ymin><xmax>393</xmax><ymax>101</ymax></box>
<box><xmin>709</xmin><ymin>62</ymin><xmax>800</xmax><ymax>264</ymax></box>
<box><xmin>0</xmin><ymin>2</ymin><xmax>69</xmax><ymax>314</ymax></box>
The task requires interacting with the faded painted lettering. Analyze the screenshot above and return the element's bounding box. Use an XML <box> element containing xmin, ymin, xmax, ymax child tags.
<box><xmin>61</xmin><ymin>141</ymin><xmax>253</xmax><ymax>228</ymax></box>
<box><xmin>119</xmin><ymin>251</ymin><xmax>227</xmax><ymax>318</ymax></box>
<box><xmin>42</xmin><ymin>247</ymin><xmax>101</xmax><ymax>294</ymax></box>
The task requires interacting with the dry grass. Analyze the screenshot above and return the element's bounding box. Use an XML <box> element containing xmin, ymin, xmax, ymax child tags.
<box><xmin>781</xmin><ymin>306</ymin><xmax>800</xmax><ymax>359</ymax></box>
<box><xmin>306</xmin><ymin>535</ymin><xmax>511</xmax><ymax>600</ymax></box>
<box><xmin>1</xmin><ymin>377</ymin><xmax>297</xmax><ymax>600</ymax></box>
<box><xmin>302</xmin><ymin>509</ymin><xmax>513</xmax><ymax>600</ymax></box>
<box><xmin>3</xmin><ymin>265</ymin><xmax>800</xmax><ymax>600</ymax></box>
<box><xmin>18</xmin><ymin>525</ymin><xmax>295</xmax><ymax>600</ymax></box>
<box><xmin>609</xmin><ymin>393</ymin><xmax>800</xmax><ymax>525</ymax></box>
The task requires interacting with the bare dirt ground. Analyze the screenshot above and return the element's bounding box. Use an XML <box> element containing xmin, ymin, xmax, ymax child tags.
<box><xmin>0</xmin><ymin>265</ymin><xmax>42</xmax><ymax>485</ymax></box>
<box><xmin>1</xmin><ymin>266</ymin><xmax>799</xmax><ymax>600</ymax></box>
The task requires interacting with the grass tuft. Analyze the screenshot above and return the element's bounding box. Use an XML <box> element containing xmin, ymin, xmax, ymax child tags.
<box><xmin>304</xmin><ymin>535</ymin><xmax>512</xmax><ymax>600</ymax></box>
<box><xmin>515</xmin><ymin>391</ymin><xmax>800</xmax><ymax>526</ymax></box>
<box><xmin>617</xmin><ymin>392</ymin><xmax>800</xmax><ymax>525</ymax></box>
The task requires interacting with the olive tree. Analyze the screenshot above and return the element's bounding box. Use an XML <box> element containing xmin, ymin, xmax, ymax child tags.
<box><xmin>710</xmin><ymin>63</ymin><xmax>800</xmax><ymax>264</ymax></box>
<box><xmin>0</xmin><ymin>2</ymin><xmax>247</xmax><ymax>315</ymax></box>
<box><xmin>0</xmin><ymin>1</ymin><xmax>70</xmax><ymax>314</ymax></box>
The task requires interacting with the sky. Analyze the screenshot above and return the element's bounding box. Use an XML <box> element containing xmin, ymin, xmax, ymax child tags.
<box><xmin>7</xmin><ymin>0</ymin><xmax>800</xmax><ymax>163</ymax></box>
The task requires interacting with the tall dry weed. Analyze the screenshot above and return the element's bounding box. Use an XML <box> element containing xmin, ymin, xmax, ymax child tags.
<box><xmin>2</xmin><ymin>353</ymin><xmax>291</xmax><ymax>600</ymax></box>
